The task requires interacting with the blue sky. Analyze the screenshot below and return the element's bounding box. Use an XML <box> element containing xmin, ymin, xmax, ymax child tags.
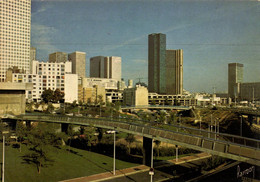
<box><xmin>31</xmin><ymin>0</ymin><xmax>260</xmax><ymax>93</ymax></box>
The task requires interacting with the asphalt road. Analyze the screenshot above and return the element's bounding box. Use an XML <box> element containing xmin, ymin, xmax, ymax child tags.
<box><xmin>104</xmin><ymin>158</ymin><xmax>208</xmax><ymax>182</ymax></box>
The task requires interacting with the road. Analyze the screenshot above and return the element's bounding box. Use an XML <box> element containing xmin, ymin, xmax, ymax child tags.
<box><xmin>103</xmin><ymin>155</ymin><xmax>210</xmax><ymax>182</ymax></box>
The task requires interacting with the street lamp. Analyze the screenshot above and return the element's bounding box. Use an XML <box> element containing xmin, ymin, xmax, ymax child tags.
<box><xmin>176</xmin><ymin>145</ymin><xmax>178</xmax><ymax>162</ymax></box>
<box><xmin>240</xmin><ymin>115</ymin><xmax>243</xmax><ymax>136</ymax></box>
<box><xmin>150</xmin><ymin>138</ymin><xmax>154</xmax><ymax>182</ymax></box>
<box><xmin>2</xmin><ymin>130</ymin><xmax>9</xmax><ymax>182</ymax></box>
<box><xmin>113</xmin><ymin>128</ymin><xmax>117</xmax><ymax>175</ymax></box>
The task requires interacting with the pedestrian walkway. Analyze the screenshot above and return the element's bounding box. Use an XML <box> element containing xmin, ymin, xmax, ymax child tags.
<box><xmin>60</xmin><ymin>165</ymin><xmax>150</xmax><ymax>182</ymax></box>
<box><xmin>61</xmin><ymin>153</ymin><xmax>211</xmax><ymax>182</ymax></box>
<box><xmin>169</xmin><ymin>152</ymin><xmax>211</xmax><ymax>165</ymax></box>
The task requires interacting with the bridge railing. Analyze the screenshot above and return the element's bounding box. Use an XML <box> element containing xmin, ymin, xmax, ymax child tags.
<box><xmin>162</xmin><ymin>123</ymin><xmax>260</xmax><ymax>149</ymax></box>
<box><xmin>18</xmin><ymin>114</ymin><xmax>260</xmax><ymax>150</ymax></box>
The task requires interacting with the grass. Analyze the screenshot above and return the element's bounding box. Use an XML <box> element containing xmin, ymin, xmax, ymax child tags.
<box><xmin>0</xmin><ymin>143</ymin><xmax>139</xmax><ymax>182</ymax></box>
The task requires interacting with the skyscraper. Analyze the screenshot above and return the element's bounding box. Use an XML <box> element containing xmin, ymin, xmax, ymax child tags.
<box><xmin>49</xmin><ymin>52</ymin><xmax>68</xmax><ymax>63</ymax></box>
<box><xmin>148</xmin><ymin>33</ymin><xmax>166</xmax><ymax>94</ymax></box>
<box><xmin>90</xmin><ymin>56</ymin><xmax>121</xmax><ymax>82</ymax></box>
<box><xmin>228</xmin><ymin>63</ymin><xmax>244</xmax><ymax>99</ymax></box>
<box><xmin>68</xmin><ymin>51</ymin><xmax>86</xmax><ymax>79</ymax></box>
<box><xmin>166</xmin><ymin>49</ymin><xmax>183</xmax><ymax>95</ymax></box>
<box><xmin>30</xmin><ymin>47</ymin><xmax>36</xmax><ymax>73</ymax></box>
<box><xmin>0</xmin><ymin>0</ymin><xmax>31</xmax><ymax>82</ymax></box>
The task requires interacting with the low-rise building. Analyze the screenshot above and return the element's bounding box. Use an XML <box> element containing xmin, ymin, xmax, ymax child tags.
<box><xmin>123</xmin><ymin>85</ymin><xmax>148</xmax><ymax>106</ymax></box>
<box><xmin>0</xmin><ymin>82</ymin><xmax>33</xmax><ymax>115</ymax></box>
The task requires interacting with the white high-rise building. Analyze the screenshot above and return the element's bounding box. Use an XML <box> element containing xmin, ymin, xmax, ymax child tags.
<box><xmin>10</xmin><ymin>60</ymin><xmax>78</xmax><ymax>103</ymax></box>
<box><xmin>0</xmin><ymin>0</ymin><xmax>31</xmax><ymax>82</ymax></box>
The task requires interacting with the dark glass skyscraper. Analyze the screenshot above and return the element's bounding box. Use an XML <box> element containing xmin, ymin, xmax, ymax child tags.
<box><xmin>228</xmin><ymin>63</ymin><xmax>244</xmax><ymax>99</ymax></box>
<box><xmin>148</xmin><ymin>33</ymin><xmax>166</xmax><ymax>94</ymax></box>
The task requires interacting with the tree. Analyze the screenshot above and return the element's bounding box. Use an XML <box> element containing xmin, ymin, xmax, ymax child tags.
<box><xmin>26</xmin><ymin>102</ymin><xmax>34</xmax><ymax>112</ymax></box>
<box><xmin>53</xmin><ymin>89</ymin><xmax>64</xmax><ymax>103</ymax></box>
<box><xmin>125</xmin><ymin>134</ymin><xmax>135</xmax><ymax>154</ymax></box>
<box><xmin>41</xmin><ymin>89</ymin><xmax>54</xmax><ymax>103</ymax></box>
<box><xmin>168</xmin><ymin>112</ymin><xmax>177</xmax><ymax>124</ymax></box>
<box><xmin>45</xmin><ymin>103</ymin><xmax>55</xmax><ymax>114</ymax></box>
<box><xmin>151</xmin><ymin>99</ymin><xmax>156</xmax><ymax>105</ymax></box>
<box><xmin>158</xmin><ymin>111</ymin><xmax>166</xmax><ymax>124</ymax></box>
<box><xmin>41</xmin><ymin>88</ymin><xmax>64</xmax><ymax>103</ymax></box>
<box><xmin>34</xmin><ymin>102</ymin><xmax>40</xmax><ymax>110</ymax></box>
<box><xmin>16</xmin><ymin>121</ymin><xmax>27</xmax><ymax>152</ymax></box>
<box><xmin>67</xmin><ymin>124</ymin><xmax>75</xmax><ymax>152</ymax></box>
<box><xmin>22</xmin><ymin>123</ymin><xmax>60</xmax><ymax>174</ymax></box>
<box><xmin>97</xmin><ymin>128</ymin><xmax>104</xmax><ymax>142</ymax></box>
<box><xmin>154</xmin><ymin>140</ymin><xmax>161</xmax><ymax>158</ymax></box>
<box><xmin>83</xmin><ymin>126</ymin><xmax>97</xmax><ymax>148</ymax></box>
<box><xmin>71</xmin><ymin>100</ymin><xmax>77</xmax><ymax>108</ymax></box>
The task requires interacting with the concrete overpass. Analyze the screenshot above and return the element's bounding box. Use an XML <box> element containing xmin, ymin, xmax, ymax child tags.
<box><xmin>221</xmin><ymin>107</ymin><xmax>260</xmax><ymax>124</ymax></box>
<box><xmin>7</xmin><ymin>114</ymin><xmax>260</xmax><ymax>166</ymax></box>
<box><xmin>121</xmin><ymin>105</ymin><xmax>191</xmax><ymax>111</ymax></box>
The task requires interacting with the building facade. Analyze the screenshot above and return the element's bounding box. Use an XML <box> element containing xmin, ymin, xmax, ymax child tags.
<box><xmin>8</xmin><ymin>60</ymin><xmax>78</xmax><ymax>103</ymax></box>
<box><xmin>90</xmin><ymin>56</ymin><xmax>121</xmax><ymax>82</ymax></box>
<box><xmin>49</xmin><ymin>52</ymin><xmax>68</xmax><ymax>63</ymax></box>
<box><xmin>123</xmin><ymin>85</ymin><xmax>148</xmax><ymax>106</ymax></box>
<box><xmin>0</xmin><ymin>82</ymin><xmax>33</xmax><ymax>115</ymax></box>
<box><xmin>68</xmin><ymin>51</ymin><xmax>86</xmax><ymax>79</ymax></box>
<box><xmin>166</xmin><ymin>49</ymin><xmax>183</xmax><ymax>95</ymax></box>
<box><xmin>81</xmin><ymin>77</ymin><xmax>118</xmax><ymax>90</ymax></box>
<box><xmin>148</xmin><ymin>33</ymin><xmax>166</xmax><ymax>94</ymax></box>
<box><xmin>240</xmin><ymin>82</ymin><xmax>260</xmax><ymax>102</ymax></box>
<box><xmin>228</xmin><ymin>63</ymin><xmax>244</xmax><ymax>99</ymax></box>
<box><xmin>0</xmin><ymin>0</ymin><xmax>31</xmax><ymax>82</ymax></box>
<box><xmin>30</xmin><ymin>47</ymin><xmax>36</xmax><ymax>73</ymax></box>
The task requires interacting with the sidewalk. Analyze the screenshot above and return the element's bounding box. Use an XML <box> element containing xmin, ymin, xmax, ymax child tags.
<box><xmin>169</xmin><ymin>152</ymin><xmax>211</xmax><ymax>165</ymax></box>
<box><xmin>60</xmin><ymin>165</ymin><xmax>150</xmax><ymax>182</ymax></box>
<box><xmin>61</xmin><ymin>153</ymin><xmax>211</xmax><ymax>182</ymax></box>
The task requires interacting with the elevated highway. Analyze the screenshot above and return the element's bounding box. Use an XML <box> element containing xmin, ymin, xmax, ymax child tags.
<box><xmin>121</xmin><ymin>105</ymin><xmax>191</xmax><ymax>111</ymax></box>
<box><xmin>10</xmin><ymin>114</ymin><xmax>260</xmax><ymax>166</ymax></box>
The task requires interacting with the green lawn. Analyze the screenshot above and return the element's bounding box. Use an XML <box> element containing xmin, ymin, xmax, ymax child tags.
<box><xmin>0</xmin><ymin>143</ymin><xmax>139</xmax><ymax>182</ymax></box>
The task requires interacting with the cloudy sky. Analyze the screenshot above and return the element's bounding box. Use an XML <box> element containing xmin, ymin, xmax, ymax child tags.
<box><xmin>31</xmin><ymin>0</ymin><xmax>260</xmax><ymax>93</ymax></box>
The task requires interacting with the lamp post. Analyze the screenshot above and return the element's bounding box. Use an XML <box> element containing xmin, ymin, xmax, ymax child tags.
<box><xmin>240</xmin><ymin>115</ymin><xmax>243</xmax><ymax>137</ymax></box>
<box><xmin>113</xmin><ymin>128</ymin><xmax>117</xmax><ymax>175</ymax></box>
<box><xmin>176</xmin><ymin>145</ymin><xmax>178</xmax><ymax>162</ymax></box>
<box><xmin>150</xmin><ymin>138</ymin><xmax>154</xmax><ymax>182</ymax></box>
<box><xmin>2</xmin><ymin>131</ymin><xmax>8</xmax><ymax>182</ymax></box>
<box><xmin>2</xmin><ymin>135</ymin><xmax>5</xmax><ymax>182</ymax></box>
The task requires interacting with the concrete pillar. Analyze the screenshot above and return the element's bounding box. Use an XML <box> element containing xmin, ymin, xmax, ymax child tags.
<box><xmin>61</xmin><ymin>123</ymin><xmax>69</xmax><ymax>133</ymax></box>
<box><xmin>26</xmin><ymin>121</ymin><xmax>31</xmax><ymax>128</ymax></box>
<box><xmin>10</xmin><ymin>120</ymin><xmax>17</xmax><ymax>130</ymax></box>
<box><xmin>143</xmin><ymin>136</ymin><xmax>152</xmax><ymax>166</ymax></box>
<box><xmin>248</xmin><ymin>115</ymin><xmax>254</xmax><ymax>125</ymax></box>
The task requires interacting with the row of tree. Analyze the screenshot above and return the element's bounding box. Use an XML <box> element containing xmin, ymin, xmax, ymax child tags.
<box><xmin>41</xmin><ymin>88</ymin><xmax>64</xmax><ymax>103</ymax></box>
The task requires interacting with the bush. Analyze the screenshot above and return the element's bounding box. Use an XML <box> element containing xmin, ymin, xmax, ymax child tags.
<box><xmin>201</xmin><ymin>156</ymin><xmax>227</xmax><ymax>171</ymax></box>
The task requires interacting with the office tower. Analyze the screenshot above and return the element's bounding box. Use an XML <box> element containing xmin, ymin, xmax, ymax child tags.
<box><xmin>49</xmin><ymin>52</ymin><xmax>68</xmax><ymax>63</ymax></box>
<box><xmin>90</xmin><ymin>56</ymin><xmax>121</xmax><ymax>82</ymax></box>
<box><xmin>0</xmin><ymin>0</ymin><xmax>31</xmax><ymax>82</ymax></box>
<box><xmin>30</xmin><ymin>47</ymin><xmax>36</xmax><ymax>73</ymax></box>
<box><xmin>90</xmin><ymin>56</ymin><xmax>106</xmax><ymax>78</ymax></box>
<box><xmin>68</xmin><ymin>51</ymin><xmax>86</xmax><ymax>79</ymax></box>
<box><xmin>148</xmin><ymin>33</ymin><xmax>166</xmax><ymax>94</ymax></box>
<box><xmin>166</xmin><ymin>50</ymin><xmax>183</xmax><ymax>95</ymax></box>
<box><xmin>228</xmin><ymin>63</ymin><xmax>243</xmax><ymax>99</ymax></box>
<box><xmin>30</xmin><ymin>47</ymin><xmax>36</xmax><ymax>61</ymax></box>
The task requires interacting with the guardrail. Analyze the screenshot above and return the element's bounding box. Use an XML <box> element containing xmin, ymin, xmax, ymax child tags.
<box><xmin>17</xmin><ymin>113</ymin><xmax>260</xmax><ymax>150</ymax></box>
